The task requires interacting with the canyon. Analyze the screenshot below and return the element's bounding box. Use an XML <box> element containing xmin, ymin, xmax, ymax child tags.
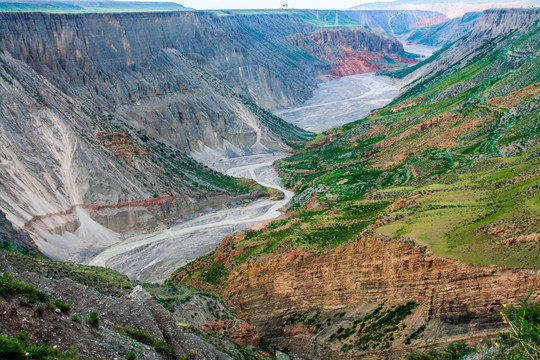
<box><xmin>0</xmin><ymin>9</ymin><xmax>412</xmax><ymax>262</ymax></box>
<box><xmin>0</xmin><ymin>4</ymin><xmax>538</xmax><ymax>360</ymax></box>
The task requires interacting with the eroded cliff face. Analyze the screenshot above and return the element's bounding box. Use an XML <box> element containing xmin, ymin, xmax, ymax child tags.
<box><xmin>0</xmin><ymin>11</ymin><xmax>321</xmax><ymax>253</ymax></box>
<box><xmin>224</xmin><ymin>235</ymin><xmax>539</xmax><ymax>359</ymax></box>
<box><xmin>406</xmin><ymin>12</ymin><xmax>481</xmax><ymax>47</ymax></box>
<box><xmin>288</xmin><ymin>28</ymin><xmax>414</xmax><ymax>77</ymax></box>
<box><xmin>400</xmin><ymin>8</ymin><xmax>540</xmax><ymax>89</ymax></box>
<box><xmin>343</xmin><ymin>10</ymin><xmax>449</xmax><ymax>34</ymax></box>
<box><xmin>0</xmin><ymin>11</ymin><xmax>324</xmax><ymax>111</ymax></box>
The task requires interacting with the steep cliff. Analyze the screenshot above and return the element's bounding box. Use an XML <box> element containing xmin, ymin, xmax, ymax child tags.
<box><xmin>406</xmin><ymin>12</ymin><xmax>481</xmax><ymax>47</ymax></box>
<box><xmin>398</xmin><ymin>8</ymin><xmax>540</xmax><ymax>95</ymax></box>
<box><xmin>224</xmin><ymin>235</ymin><xmax>538</xmax><ymax>359</ymax></box>
<box><xmin>288</xmin><ymin>28</ymin><xmax>415</xmax><ymax>77</ymax></box>
<box><xmin>343</xmin><ymin>10</ymin><xmax>449</xmax><ymax>34</ymax></box>
<box><xmin>348</xmin><ymin>0</ymin><xmax>530</xmax><ymax>18</ymax></box>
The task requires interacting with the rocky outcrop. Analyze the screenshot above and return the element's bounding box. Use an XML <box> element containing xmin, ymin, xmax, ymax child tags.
<box><xmin>288</xmin><ymin>28</ymin><xmax>413</xmax><ymax>77</ymax></box>
<box><xmin>0</xmin><ymin>258</ymin><xmax>234</xmax><ymax>359</ymax></box>
<box><xmin>224</xmin><ymin>234</ymin><xmax>539</xmax><ymax>359</ymax></box>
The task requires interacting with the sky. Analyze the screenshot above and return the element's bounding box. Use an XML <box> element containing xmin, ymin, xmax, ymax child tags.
<box><xmin>177</xmin><ymin>0</ymin><xmax>382</xmax><ymax>9</ymax></box>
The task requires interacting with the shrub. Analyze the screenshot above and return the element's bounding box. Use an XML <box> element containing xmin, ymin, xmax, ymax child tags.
<box><xmin>406</xmin><ymin>340</ymin><xmax>475</xmax><ymax>359</ymax></box>
<box><xmin>87</xmin><ymin>311</ymin><xmax>99</xmax><ymax>326</ymax></box>
<box><xmin>0</xmin><ymin>332</ymin><xmax>72</xmax><ymax>360</ymax></box>
<box><xmin>126</xmin><ymin>350</ymin><xmax>136</xmax><ymax>360</ymax></box>
<box><xmin>0</xmin><ymin>334</ymin><xmax>25</xmax><ymax>360</ymax></box>
<box><xmin>72</xmin><ymin>313</ymin><xmax>82</xmax><ymax>324</ymax></box>
<box><xmin>54</xmin><ymin>300</ymin><xmax>72</xmax><ymax>313</ymax></box>
<box><xmin>499</xmin><ymin>290</ymin><xmax>540</xmax><ymax>359</ymax></box>
<box><xmin>153</xmin><ymin>339</ymin><xmax>174</xmax><ymax>359</ymax></box>
<box><xmin>118</xmin><ymin>326</ymin><xmax>154</xmax><ymax>346</ymax></box>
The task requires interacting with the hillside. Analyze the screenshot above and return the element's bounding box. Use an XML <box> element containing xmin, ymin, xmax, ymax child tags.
<box><xmin>170</xmin><ymin>8</ymin><xmax>540</xmax><ymax>359</ymax></box>
<box><xmin>0</xmin><ymin>216</ymin><xmax>275</xmax><ymax>359</ymax></box>
<box><xmin>406</xmin><ymin>12</ymin><xmax>482</xmax><ymax>47</ymax></box>
<box><xmin>0</xmin><ymin>10</ymin><xmax>418</xmax><ymax>263</ymax></box>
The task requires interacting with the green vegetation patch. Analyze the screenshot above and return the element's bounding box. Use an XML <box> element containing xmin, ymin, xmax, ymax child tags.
<box><xmin>2</xmin><ymin>250</ymin><xmax>133</xmax><ymax>296</ymax></box>
<box><xmin>332</xmin><ymin>301</ymin><xmax>418</xmax><ymax>352</ymax></box>
<box><xmin>0</xmin><ymin>272</ymin><xmax>49</xmax><ymax>303</ymax></box>
<box><xmin>0</xmin><ymin>331</ymin><xmax>78</xmax><ymax>360</ymax></box>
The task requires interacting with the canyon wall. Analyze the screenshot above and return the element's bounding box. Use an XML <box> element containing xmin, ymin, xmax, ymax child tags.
<box><xmin>406</xmin><ymin>12</ymin><xmax>481</xmax><ymax>47</ymax></box>
<box><xmin>0</xmin><ymin>11</ymin><xmax>322</xmax><ymax>238</ymax></box>
<box><xmin>288</xmin><ymin>28</ymin><xmax>412</xmax><ymax>76</ymax></box>
<box><xmin>224</xmin><ymin>235</ymin><xmax>539</xmax><ymax>359</ymax></box>
<box><xmin>400</xmin><ymin>8</ymin><xmax>540</xmax><ymax>90</ymax></box>
<box><xmin>343</xmin><ymin>10</ymin><xmax>449</xmax><ymax>34</ymax></box>
<box><xmin>0</xmin><ymin>10</ymin><xmax>411</xmax><ymax>253</ymax></box>
<box><xmin>348</xmin><ymin>0</ymin><xmax>528</xmax><ymax>19</ymax></box>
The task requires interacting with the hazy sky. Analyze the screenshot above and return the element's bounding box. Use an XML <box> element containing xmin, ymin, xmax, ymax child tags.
<box><xmin>178</xmin><ymin>0</ymin><xmax>381</xmax><ymax>10</ymax></box>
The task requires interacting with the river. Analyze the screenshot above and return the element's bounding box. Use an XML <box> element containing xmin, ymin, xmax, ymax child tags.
<box><xmin>88</xmin><ymin>154</ymin><xmax>292</xmax><ymax>283</ymax></box>
<box><xmin>272</xmin><ymin>73</ymin><xmax>398</xmax><ymax>132</ymax></box>
<box><xmin>88</xmin><ymin>73</ymin><xmax>399</xmax><ymax>283</ymax></box>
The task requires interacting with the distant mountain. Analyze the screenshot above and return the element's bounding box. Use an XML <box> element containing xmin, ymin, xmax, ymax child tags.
<box><xmin>0</xmin><ymin>0</ymin><xmax>189</xmax><ymax>12</ymax></box>
<box><xmin>349</xmin><ymin>0</ymin><xmax>536</xmax><ymax>18</ymax></box>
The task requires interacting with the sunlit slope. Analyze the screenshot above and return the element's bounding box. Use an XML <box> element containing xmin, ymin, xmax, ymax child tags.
<box><xmin>171</xmin><ymin>10</ymin><xmax>539</xmax><ymax>294</ymax></box>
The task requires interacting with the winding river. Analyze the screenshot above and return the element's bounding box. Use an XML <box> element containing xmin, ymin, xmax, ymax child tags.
<box><xmin>88</xmin><ymin>154</ymin><xmax>293</xmax><ymax>283</ymax></box>
<box><xmin>88</xmin><ymin>73</ymin><xmax>399</xmax><ymax>283</ymax></box>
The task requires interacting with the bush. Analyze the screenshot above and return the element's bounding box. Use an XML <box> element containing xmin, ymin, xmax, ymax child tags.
<box><xmin>499</xmin><ymin>290</ymin><xmax>540</xmax><ymax>359</ymax></box>
<box><xmin>126</xmin><ymin>350</ymin><xmax>136</xmax><ymax>360</ymax></box>
<box><xmin>87</xmin><ymin>311</ymin><xmax>99</xmax><ymax>326</ymax></box>
<box><xmin>0</xmin><ymin>331</ymin><xmax>72</xmax><ymax>360</ymax></box>
<box><xmin>0</xmin><ymin>272</ymin><xmax>49</xmax><ymax>303</ymax></box>
<box><xmin>153</xmin><ymin>339</ymin><xmax>174</xmax><ymax>359</ymax></box>
<box><xmin>0</xmin><ymin>335</ymin><xmax>25</xmax><ymax>360</ymax></box>
<box><xmin>54</xmin><ymin>300</ymin><xmax>72</xmax><ymax>313</ymax></box>
<box><xmin>406</xmin><ymin>340</ymin><xmax>475</xmax><ymax>360</ymax></box>
<box><xmin>118</xmin><ymin>326</ymin><xmax>154</xmax><ymax>346</ymax></box>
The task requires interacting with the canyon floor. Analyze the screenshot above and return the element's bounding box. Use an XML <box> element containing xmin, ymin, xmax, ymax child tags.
<box><xmin>88</xmin><ymin>154</ymin><xmax>293</xmax><ymax>283</ymax></box>
<box><xmin>273</xmin><ymin>73</ymin><xmax>399</xmax><ymax>132</ymax></box>
<box><xmin>88</xmin><ymin>72</ymin><xmax>401</xmax><ymax>283</ymax></box>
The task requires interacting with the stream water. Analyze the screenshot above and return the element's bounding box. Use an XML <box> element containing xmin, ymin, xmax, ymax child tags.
<box><xmin>88</xmin><ymin>73</ymin><xmax>401</xmax><ymax>283</ymax></box>
<box><xmin>272</xmin><ymin>73</ymin><xmax>398</xmax><ymax>132</ymax></box>
<box><xmin>88</xmin><ymin>154</ymin><xmax>292</xmax><ymax>283</ymax></box>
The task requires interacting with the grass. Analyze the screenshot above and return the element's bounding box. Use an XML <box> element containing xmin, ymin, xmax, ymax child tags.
<box><xmin>141</xmin><ymin>283</ymin><xmax>195</xmax><ymax>312</ymax></box>
<box><xmin>1</xmin><ymin>250</ymin><xmax>133</xmax><ymax>296</ymax></box>
<box><xmin>0</xmin><ymin>272</ymin><xmax>49</xmax><ymax>304</ymax></box>
<box><xmin>0</xmin><ymin>332</ymin><xmax>78</xmax><ymax>360</ymax></box>
<box><xmin>375</xmin><ymin>149</ymin><xmax>540</xmax><ymax>268</ymax></box>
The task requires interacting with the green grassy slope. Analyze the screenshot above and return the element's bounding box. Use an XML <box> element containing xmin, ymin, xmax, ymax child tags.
<box><xmin>170</xmin><ymin>13</ymin><xmax>540</xmax><ymax>292</ymax></box>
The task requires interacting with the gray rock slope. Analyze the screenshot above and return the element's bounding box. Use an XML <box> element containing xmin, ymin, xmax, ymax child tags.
<box><xmin>0</xmin><ymin>11</ymin><xmax>320</xmax><ymax>237</ymax></box>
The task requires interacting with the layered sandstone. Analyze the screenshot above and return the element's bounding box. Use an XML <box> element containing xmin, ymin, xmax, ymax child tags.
<box><xmin>224</xmin><ymin>234</ymin><xmax>539</xmax><ymax>359</ymax></box>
